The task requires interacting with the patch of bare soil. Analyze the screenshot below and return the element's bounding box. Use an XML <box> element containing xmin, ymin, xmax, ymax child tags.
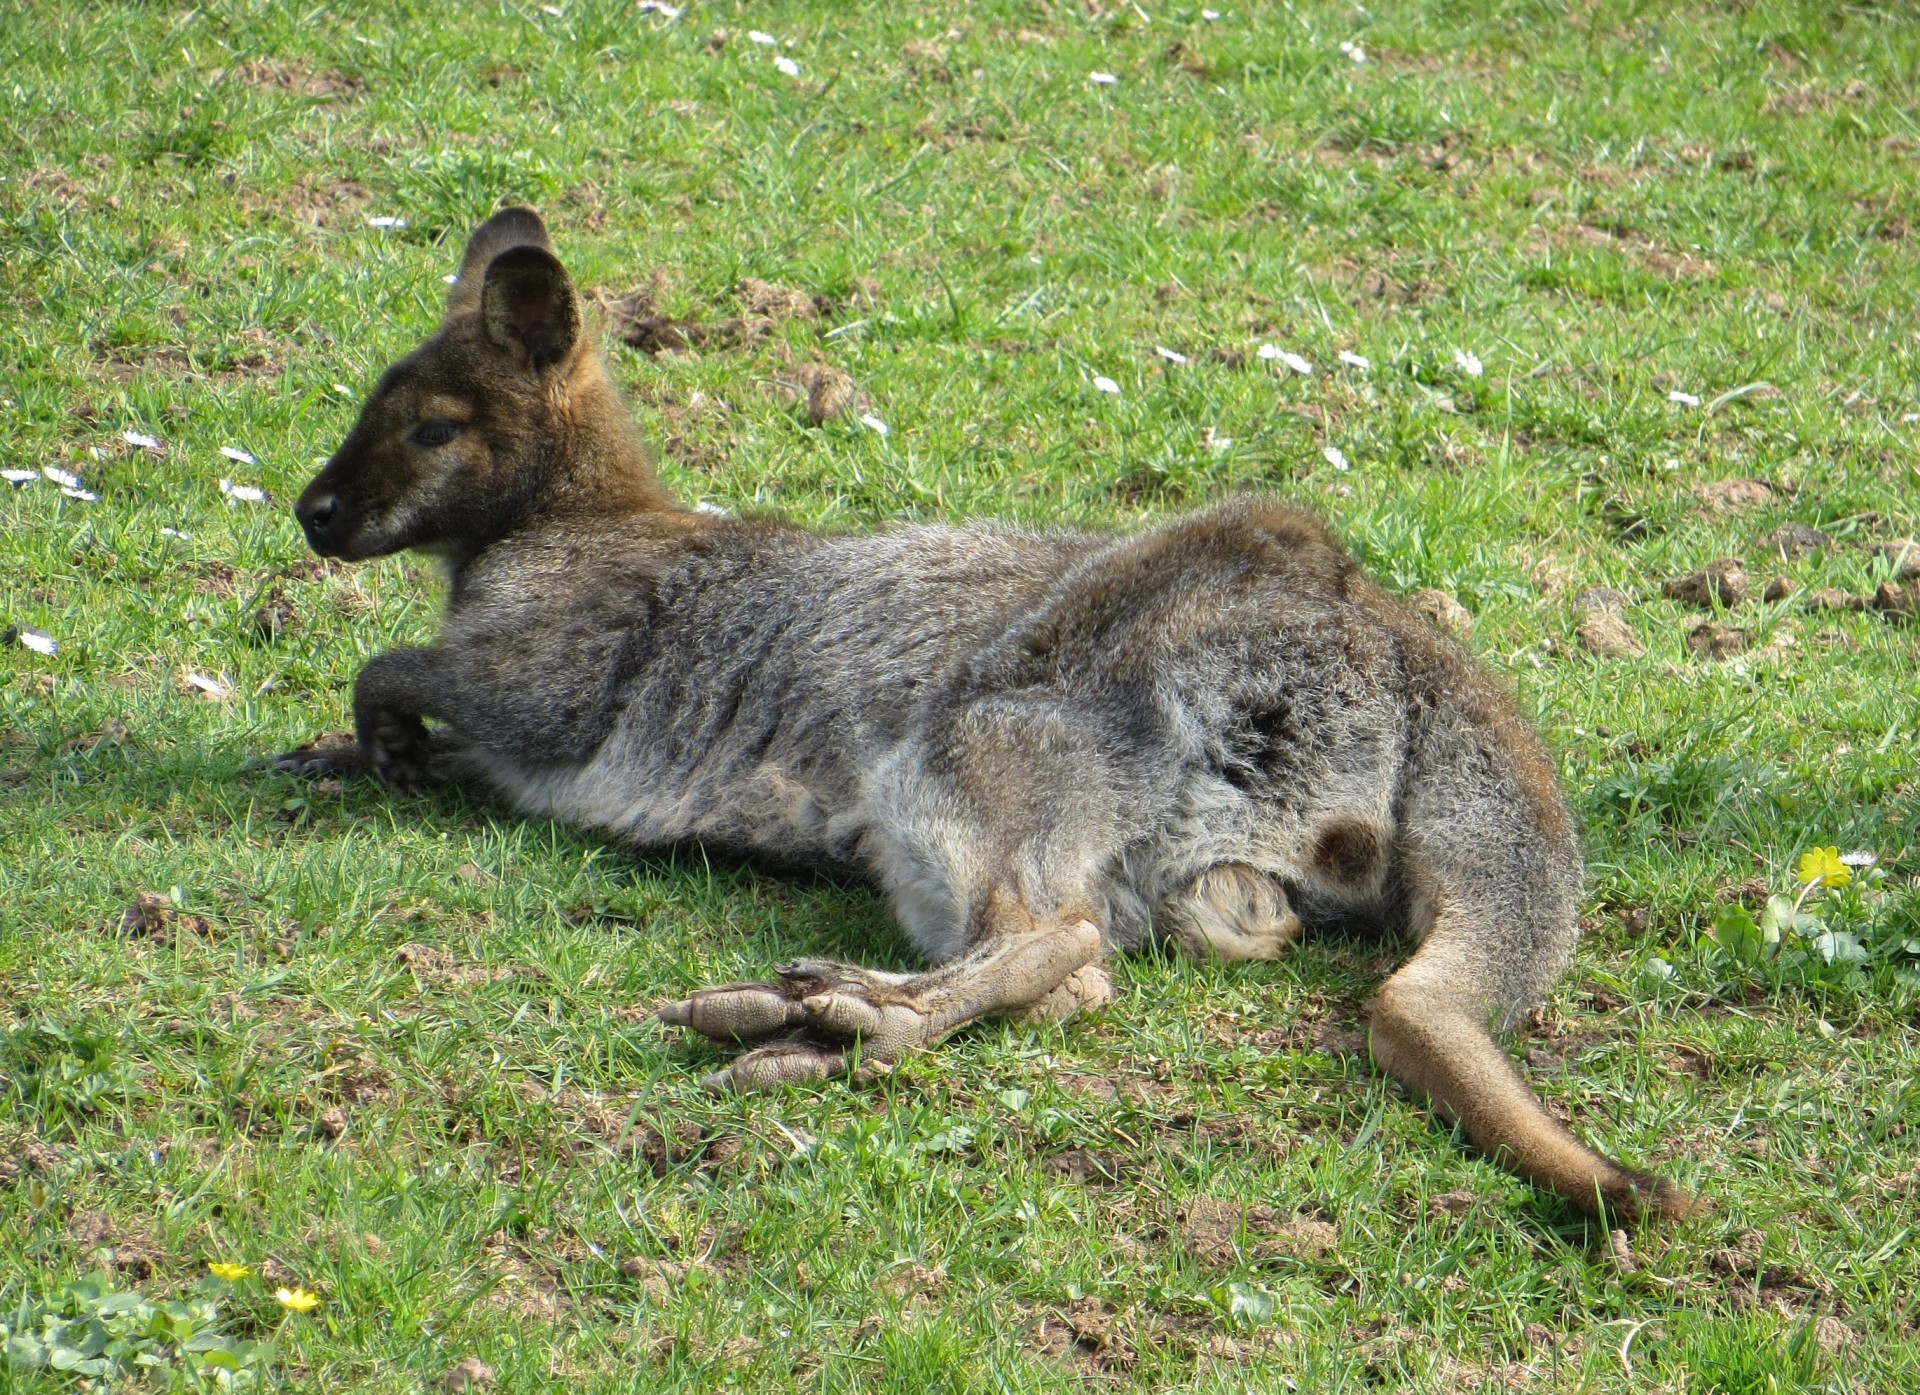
<box><xmin>117</xmin><ymin>891</ymin><xmax>214</xmax><ymax>946</ymax></box>
<box><xmin>1762</xmin><ymin>79</ymin><xmax>1872</xmax><ymax>116</ymax></box>
<box><xmin>1032</xmin><ymin>1297</ymin><xmax>1136</xmax><ymax>1373</ymax></box>
<box><xmin>480</xmin><ymin>1229</ymin><xmax>570</xmax><ymax>1321</ymax></box>
<box><xmin>0</xmin><ymin>1132</ymin><xmax>61</xmax><ymax>1186</ymax></box>
<box><xmin>597</xmin><ymin>275</ymin><xmax>839</xmax><ymax>357</ymax></box>
<box><xmin>1693</xmin><ymin>478</ymin><xmax>1775</xmax><ymax>514</ymax></box>
<box><xmin>65</xmin><ymin>1210</ymin><xmax>165</xmax><ymax>1278</ymax></box>
<box><xmin>92</xmin><ymin>340</ymin><xmax>192</xmax><ymax>381</ymax></box>
<box><xmin>1044</xmin><ymin>1146</ymin><xmax>1126</xmax><ymax>1185</ymax></box>
<box><xmin>210</xmin><ymin>327</ymin><xmax>293</xmax><ymax>381</ymax></box>
<box><xmin>214</xmin><ymin>60</ymin><xmax>366</xmax><ymax>99</ymax></box>
<box><xmin>20</xmin><ymin>167</ymin><xmax>95</xmax><ymax>207</ymax></box>
<box><xmin>394</xmin><ymin>942</ymin><xmax>537</xmax><ymax>991</ymax></box>
<box><xmin>1326</xmin><ymin>257</ymin><xmax>1442</xmax><ymax>305</ymax></box>
<box><xmin>1707</xmin><ymin>1228</ymin><xmax>1830</xmax><ymax>1314</ymax></box>
<box><xmin>1686</xmin><ymin>622</ymin><xmax>1751</xmax><ymax>660</ymax></box>
<box><xmin>1563</xmin><ymin>218</ymin><xmax>1718</xmax><ymax>281</ymax></box>
<box><xmin>275</xmin><ymin>177</ymin><xmax>373</xmax><ymax>228</ymax></box>
<box><xmin>575</xmin><ymin>1103</ymin><xmax>744</xmax><ymax>1178</ymax></box>
<box><xmin>1177</xmin><ymin>1197</ymin><xmax>1338</xmax><ymax>1266</ymax></box>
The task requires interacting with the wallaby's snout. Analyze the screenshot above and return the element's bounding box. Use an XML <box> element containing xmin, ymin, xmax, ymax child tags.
<box><xmin>293</xmin><ymin>479</ymin><xmax>348</xmax><ymax>555</ymax></box>
<box><xmin>291</xmin><ymin>413</ymin><xmax>397</xmax><ymax>561</ymax></box>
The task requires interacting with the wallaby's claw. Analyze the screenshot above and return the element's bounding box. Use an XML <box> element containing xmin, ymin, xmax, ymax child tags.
<box><xmin>269</xmin><ymin>734</ymin><xmax>365</xmax><ymax>779</ymax></box>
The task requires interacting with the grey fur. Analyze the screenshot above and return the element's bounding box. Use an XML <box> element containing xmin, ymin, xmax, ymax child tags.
<box><xmin>281</xmin><ymin>208</ymin><xmax>1695</xmax><ymax>1220</ymax></box>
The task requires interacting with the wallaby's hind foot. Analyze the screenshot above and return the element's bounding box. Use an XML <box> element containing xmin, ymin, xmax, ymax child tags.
<box><xmin>1011</xmin><ymin>960</ymin><xmax>1116</xmax><ymax>1024</ymax></box>
<box><xmin>1160</xmin><ymin>863</ymin><xmax>1301</xmax><ymax>963</ymax></box>
<box><xmin>1368</xmin><ymin>955</ymin><xmax>1704</xmax><ymax>1223</ymax></box>
<box><xmin>658</xmin><ymin>915</ymin><xmax>1104</xmax><ymax>1091</ymax></box>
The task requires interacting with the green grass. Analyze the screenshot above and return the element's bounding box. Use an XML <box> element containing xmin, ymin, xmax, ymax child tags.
<box><xmin>3</xmin><ymin>1</ymin><xmax>1918</xmax><ymax>1389</ymax></box>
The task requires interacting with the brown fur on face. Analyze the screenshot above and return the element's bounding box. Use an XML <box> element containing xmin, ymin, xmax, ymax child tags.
<box><xmin>294</xmin><ymin>211</ymin><xmax>665</xmax><ymax>562</ymax></box>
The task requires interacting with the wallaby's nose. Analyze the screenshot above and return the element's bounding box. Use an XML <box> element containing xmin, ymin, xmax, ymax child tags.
<box><xmin>297</xmin><ymin>492</ymin><xmax>343</xmax><ymax>542</ymax></box>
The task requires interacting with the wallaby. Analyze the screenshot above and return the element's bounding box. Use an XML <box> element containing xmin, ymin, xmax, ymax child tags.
<box><xmin>281</xmin><ymin>207</ymin><xmax>1698</xmax><ymax>1222</ymax></box>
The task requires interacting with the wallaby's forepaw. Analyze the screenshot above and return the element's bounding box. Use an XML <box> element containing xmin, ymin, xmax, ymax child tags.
<box><xmin>363</xmin><ymin>711</ymin><xmax>435</xmax><ymax>795</ymax></box>
<box><xmin>269</xmin><ymin>733</ymin><xmax>366</xmax><ymax>779</ymax></box>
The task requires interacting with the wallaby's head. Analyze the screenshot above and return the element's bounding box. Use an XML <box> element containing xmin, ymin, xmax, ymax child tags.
<box><xmin>295</xmin><ymin>207</ymin><xmax>663</xmax><ymax>561</ymax></box>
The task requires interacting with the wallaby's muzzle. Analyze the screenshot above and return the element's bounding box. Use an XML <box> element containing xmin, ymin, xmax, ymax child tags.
<box><xmin>294</xmin><ymin>484</ymin><xmax>349</xmax><ymax>555</ymax></box>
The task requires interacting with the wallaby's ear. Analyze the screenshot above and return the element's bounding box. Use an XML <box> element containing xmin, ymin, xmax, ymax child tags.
<box><xmin>445</xmin><ymin>206</ymin><xmax>553</xmax><ymax>321</ymax></box>
<box><xmin>480</xmin><ymin>245</ymin><xmax>581</xmax><ymax>372</ymax></box>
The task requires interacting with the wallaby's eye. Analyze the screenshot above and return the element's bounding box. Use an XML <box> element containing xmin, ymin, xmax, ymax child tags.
<box><xmin>410</xmin><ymin>421</ymin><xmax>463</xmax><ymax>448</ymax></box>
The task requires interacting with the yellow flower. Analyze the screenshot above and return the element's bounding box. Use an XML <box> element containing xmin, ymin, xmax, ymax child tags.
<box><xmin>274</xmin><ymin>1287</ymin><xmax>321</xmax><ymax>1313</ymax></box>
<box><xmin>206</xmin><ymin>1262</ymin><xmax>251</xmax><ymax>1281</ymax></box>
<box><xmin>1796</xmin><ymin>846</ymin><xmax>1852</xmax><ymax>889</ymax></box>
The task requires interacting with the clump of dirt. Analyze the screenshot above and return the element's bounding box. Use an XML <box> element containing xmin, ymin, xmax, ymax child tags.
<box><xmin>1663</xmin><ymin>558</ymin><xmax>1747</xmax><ymax>609</ymax></box>
<box><xmin>1032</xmin><ymin>1297</ymin><xmax>1136</xmax><ymax>1372</ymax></box>
<box><xmin>1573</xmin><ymin>587</ymin><xmax>1645</xmax><ymax>658</ymax></box>
<box><xmin>881</xmin><ymin>1262</ymin><xmax>945</xmax><ymax>1302</ymax></box>
<box><xmin>1871</xmin><ymin>580</ymin><xmax>1919</xmax><ymax>620</ymax></box>
<box><xmin>1692</xmin><ymin>478</ymin><xmax>1774</xmax><ymax>513</ymax></box>
<box><xmin>735</xmin><ymin>278</ymin><xmax>823</xmax><ymax>321</ymax></box>
<box><xmin>1804</xmin><ymin>588</ymin><xmax>1865</xmax><ymax>614</ymax></box>
<box><xmin>0</xmin><ymin>1133</ymin><xmax>61</xmax><ymax>1186</ymax></box>
<box><xmin>253</xmin><ymin>585</ymin><xmax>296</xmax><ymax>642</ymax></box>
<box><xmin>1045</xmin><ymin>1146</ymin><xmax>1126</xmax><ymax>1185</ymax></box>
<box><xmin>1758</xmin><ymin>522</ymin><xmax>1830</xmax><ymax>559</ymax></box>
<box><xmin>770</xmin><ymin>362</ymin><xmax>866</xmax><ymax>425</ymax></box>
<box><xmin>1408</xmin><ymin>588</ymin><xmax>1472</xmax><ymax>640</ymax></box>
<box><xmin>1685</xmin><ymin>622</ymin><xmax>1751</xmax><ymax>660</ymax></box>
<box><xmin>1425</xmin><ymin>1189</ymin><xmax>1484</xmax><ymax>1218</ymax></box>
<box><xmin>577</xmin><ymin>1105</ymin><xmax>743</xmax><ymax>1177</ymax></box>
<box><xmin>435</xmin><ymin>1357</ymin><xmax>495</xmax><ymax>1393</ymax></box>
<box><xmin>118</xmin><ymin>892</ymin><xmax>212</xmax><ymax>945</ymax></box>
<box><xmin>1872</xmin><ymin>538</ymin><xmax>1920</xmax><ymax>579</ymax></box>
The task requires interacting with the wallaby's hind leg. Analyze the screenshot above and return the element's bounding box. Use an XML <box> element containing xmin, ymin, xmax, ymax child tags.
<box><xmin>1160</xmin><ymin>863</ymin><xmax>1301</xmax><ymax>962</ymax></box>
<box><xmin>657</xmin><ymin>902</ymin><xmax>1104</xmax><ymax>1091</ymax></box>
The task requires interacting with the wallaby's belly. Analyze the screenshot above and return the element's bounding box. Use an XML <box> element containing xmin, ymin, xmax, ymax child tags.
<box><xmin>461</xmin><ymin>506</ymin><xmax>1407</xmax><ymax>927</ymax></box>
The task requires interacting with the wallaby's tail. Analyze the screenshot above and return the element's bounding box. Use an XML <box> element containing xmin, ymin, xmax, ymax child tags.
<box><xmin>1371</xmin><ymin>662</ymin><xmax>1702</xmax><ymax>1222</ymax></box>
<box><xmin>1369</xmin><ymin>942</ymin><xmax>1699</xmax><ymax>1220</ymax></box>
